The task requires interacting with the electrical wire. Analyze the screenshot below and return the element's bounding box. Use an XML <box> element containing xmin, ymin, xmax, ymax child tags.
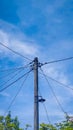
<box><xmin>0</xmin><ymin>70</ymin><xmax>18</xmax><ymax>80</ymax></box>
<box><xmin>4</xmin><ymin>70</ymin><xmax>31</xmax><ymax>116</ymax></box>
<box><xmin>46</xmin><ymin>75</ymin><xmax>73</xmax><ymax>91</ymax></box>
<box><xmin>41</xmin><ymin>57</ymin><xmax>73</xmax><ymax>66</ymax></box>
<box><xmin>40</xmin><ymin>68</ymin><xmax>66</xmax><ymax>114</ymax></box>
<box><xmin>0</xmin><ymin>62</ymin><xmax>33</xmax><ymax>72</ymax></box>
<box><xmin>0</xmin><ymin>42</ymin><xmax>32</xmax><ymax>61</ymax></box>
<box><xmin>38</xmin><ymin>86</ymin><xmax>51</xmax><ymax>124</ymax></box>
<box><xmin>0</xmin><ymin>66</ymin><xmax>25</xmax><ymax>72</ymax></box>
<box><xmin>0</xmin><ymin>66</ymin><xmax>28</xmax><ymax>72</ymax></box>
<box><xmin>0</xmin><ymin>68</ymin><xmax>24</xmax><ymax>88</ymax></box>
<box><xmin>39</xmin><ymin>71</ymin><xmax>73</xmax><ymax>91</ymax></box>
<box><xmin>42</xmin><ymin>103</ymin><xmax>51</xmax><ymax>124</ymax></box>
<box><xmin>0</xmin><ymin>69</ymin><xmax>32</xmax><ymax>92</ymax></box>
<box><xmin>0</xmin><ymin>62</ymin><xmax>32</xmax><ymax>80</ymax></box>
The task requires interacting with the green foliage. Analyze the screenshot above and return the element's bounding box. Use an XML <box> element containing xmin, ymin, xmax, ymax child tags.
<box><xmin>25</xmin><ymin>124</ymin><xmax>31</xmax><ymax>129</ymax></box>
<box><xmin>0</xmin><ymin>111</ymin><xmax>23</xmax><ymax>130</ymax></box>
<box><xmin>1</xmin><ymin>111</ymin><xmax>73</xmax><ymax>130</ymax></box>
<box><xmin>40</xmin><ymin>120</ymin><xmax>73</xmax><ymax>130</ymax></box>
<box><xmin>40</xmin><ymin>123</ymin><xmax>56</xmax><ymax>130</ymax></box>
<box><xmin>56</xmin><ymin>120</ymin><xmax>73</xmax><ymax>130</ymax></box>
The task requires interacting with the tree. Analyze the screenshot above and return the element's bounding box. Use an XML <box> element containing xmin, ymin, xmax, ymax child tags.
<box><xmin>56</xmin><ymin>120</ymin><xmax>73</xmax><ymax>130</ymax></box>
<box><xmin>40</xmin><ymin>118</ymin><xmax>73</xmax><ymax>130</ymax></box>
<box><xmin>25</xmin><ymin>124</ymin><xmax>31</xmax><ymax>130</ymax></box>
<box><xmin>0</xmin><ymin>111</ymin><xmax>23</xmax><ymax>130</ymax></box>
<box><xmin>1</xmin><ymin>111</ymin><xmax>73</xmax><ymax>130</ymax></box>
<box><xmin>40</xmin><ymin>123</ymin><xmax>56</xmax><ymax>130</ymax></box>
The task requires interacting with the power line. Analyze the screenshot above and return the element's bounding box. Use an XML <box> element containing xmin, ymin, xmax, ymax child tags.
<box><xmin>0</xmin><ymin>69</ymin><xmax>32</xmax><ymax>92</ymax></box>
<box><xmin>4</xmin><ymin>70</ymin><xmax>31</xmax><ymax>116</ymax></box>
<box><xmin>46</xmin><ymin>75</ymin><xmax>73</xmax><ymax>91</ymax></box>
<box><xmin>39</xmin><ymin>71</ymin><xmax>73</xmax><ymax>91</ymax></box>
<box><xmin>38</xmin><ymin>90</ymin><xmax>51</xmax><ymax>124</ymax></box>
<box><xmin>0</xmin><ymin>42</ymin><xmax>32</xmax><ymax>61</ymax></box>
<box><xmin>0</xmin><ymin>64</ymin><xmax>30</xmax><ymax>72</ymax></box>
<box><xmin>40</xmin><ymin>68</ymin><xmax>66</xmax><ymax>114</ymax></box>
<box><xmin>42</xmin><ymin>103</ymin><xmax>51</xmax><ymax>124</ymax></box>
<box><xmin>41</xmin><ymin>57</ymin><xmax>73</xmax><ymax>66</ymax></box>
<box><xmin>0</xmin><ymin>68</ymin><xmax>24</xmax><ymax>88</ymax></box>
<box><xmin>0</xmin><ymin>62</ymin><xmax>32</xmax><ymax>80</ymax></box>
<box><xmin>0</xmin><ymin>67</ymin><xmax>24</xmax><ymax>72</ymax></box>
<box><xmin>0</xmin><ymin>70</ymin><xmax>18</xmax><ymax>80</ymax></box>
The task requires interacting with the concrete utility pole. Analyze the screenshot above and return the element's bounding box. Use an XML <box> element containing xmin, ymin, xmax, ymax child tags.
<box><xmin>34</xmin><ymin>57</ymin><xmax>39</xmax><ymax>130</ymax></box>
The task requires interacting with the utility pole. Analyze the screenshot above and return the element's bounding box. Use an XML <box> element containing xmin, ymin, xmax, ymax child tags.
<box><xmin>34</xmin><ymin>57</ymin><xmax>39</xmax><ymax>130</ymax></box>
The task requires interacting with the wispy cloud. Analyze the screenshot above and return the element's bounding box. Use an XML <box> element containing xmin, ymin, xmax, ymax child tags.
<box><xmin>0</xmin><ymin>21</ymin><xmax>39</xmax><ymax>59</ymax></box>
<box><xmin>0</xmin><ymin>92</ymin><xmax>10</xmax><ymax>97</ymax></box>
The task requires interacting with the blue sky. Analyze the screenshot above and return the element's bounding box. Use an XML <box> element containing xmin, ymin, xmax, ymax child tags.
<box><xmin>0</xmin><ymin>0</ymin><xmax>73</xmax><ymax>129</ymax></box>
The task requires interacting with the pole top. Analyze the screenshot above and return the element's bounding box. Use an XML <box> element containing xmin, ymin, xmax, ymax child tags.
<box><xmin>34</xmin><ymin>57</ymin><xmax>38</xmax><ymax>60</ymax></box>
<box><xmin>34</xmin><ymin>57</ymin><xmax>38</xmax><ymax>62</ymax></box>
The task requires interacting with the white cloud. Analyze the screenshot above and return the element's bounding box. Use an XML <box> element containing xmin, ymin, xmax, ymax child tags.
<box><xmin>0</xmin><ymin>30</ymin><xmax>9</xmax><ymax>44</ymax></box>
<box><xmin>0</xmin><ymin>92</ymin><xmax>10</xmax><ymax>97</ymax></box>
<box><xmin>40</xmin><ymin>63</ymin><xmax>73</xmax><ymax>116</ymax></box>
<box><xmin>42</xmin><ymin>64</ymin><xmax>69</xmax><ymax>84</ymax></box>
<box><xmin>0</xmin><ymin>19</ymin><xmax>17</xmax><ymax>32</ymax></box>
<box><xmin>0</xmin><ymin>28</ymin><xmax>39</xmax><ymax>59</ymax></box>
<box><xmin>10</xmin><ymin>40</ymin><xmax>38</xmax><ymax>56</ymax></box>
